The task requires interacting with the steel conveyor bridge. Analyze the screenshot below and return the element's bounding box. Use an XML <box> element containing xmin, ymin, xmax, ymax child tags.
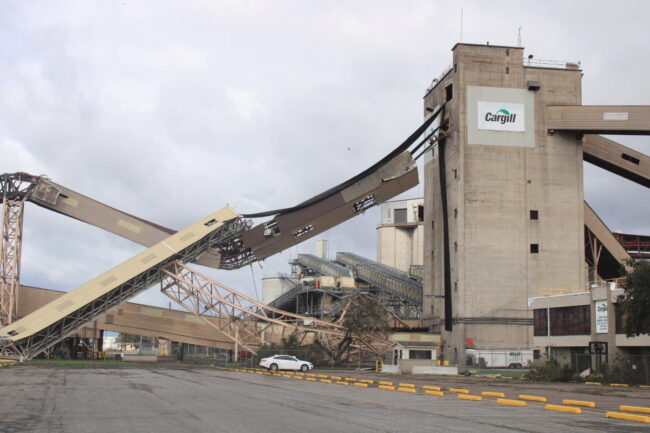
<box><xmin>0</xmin><ymin>107</ymin><xmax>448</xmax><ymax>359</ymax></box>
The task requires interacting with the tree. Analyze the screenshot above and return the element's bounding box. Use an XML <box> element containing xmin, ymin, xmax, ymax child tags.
<box><xmin>617</xmin><ymin>260</ymin><xmax>650</xmax><ymax>337</ymax></box>
<box><xmin>317</xmin><ymin>295</ymin><xmax>391</xmax><ymax>364</ymax></box>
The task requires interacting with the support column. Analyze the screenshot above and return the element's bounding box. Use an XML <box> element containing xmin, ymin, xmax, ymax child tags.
<box><xmin>0</xmin><ymin>197</ymin><xmax>26</xmax><ymax>326</ymax></box>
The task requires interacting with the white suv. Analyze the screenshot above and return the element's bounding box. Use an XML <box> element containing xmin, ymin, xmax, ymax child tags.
<box><xmin>259</xmin><ymin>354</ymin><xmax>313</xmax><ymax>372</ymax></box>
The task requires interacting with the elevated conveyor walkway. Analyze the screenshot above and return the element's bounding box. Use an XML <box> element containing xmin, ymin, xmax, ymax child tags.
<box><xmin>335</xmin><ymin>252</ymin><xmax>422</xmax><ymax>307</ymax></box>
<box><xmin>583</xmin><ymin>135</ymin><xmax>650</xmax><ymax>188</ymax></box>
<box><xmin>584</xmin><ymin>201</ymin><xmax>632</xmax><ymax>279</ymax></box>
<box><xmin>0</xmin><ymin>207</ymin><xmax>243</xmax><ymax>360</ymax></box>
<box><xmin>546</xmin><ymin>105</ymin><xmax>650</xmax><ymax>135</ymax></box>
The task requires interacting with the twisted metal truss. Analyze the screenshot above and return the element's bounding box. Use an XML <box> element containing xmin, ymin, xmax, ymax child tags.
<box><xmin>160</xmin><ymin>261</ymin><xmax>391</xmax><ymax>359</ymax></box>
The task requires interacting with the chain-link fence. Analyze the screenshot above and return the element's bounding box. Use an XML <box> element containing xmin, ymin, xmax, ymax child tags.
<box><xmin>181</xmin><ymin>346</ymin><xmax>381</xmax><ymax>370</ymax></box>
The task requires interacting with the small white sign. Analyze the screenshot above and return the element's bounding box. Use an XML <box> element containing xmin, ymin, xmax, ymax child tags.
<box><xmin>603</xmin><ymin>112</ymin><xmax>628</xmax><ymax>121</ymax></box>
<box><xmin>595</xmin><ymin>300</ymin><xmax>608</xmax><ymax>334</ymax></box>
<box><xmin>477</xmin><ymin>102</ymin><xmax>525</xmax><ymax>132</ymax></box>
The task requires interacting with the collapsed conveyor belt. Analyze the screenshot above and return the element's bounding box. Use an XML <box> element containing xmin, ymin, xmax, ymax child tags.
<box><xmin>0</xmin><ymin>207</ymin><xmax>244</xmax><ymax>360</ymax></box>
<box><xmin>0</xmin><ymin>107</ymin><xmax>448</xmax><ymax>359</ymax></box>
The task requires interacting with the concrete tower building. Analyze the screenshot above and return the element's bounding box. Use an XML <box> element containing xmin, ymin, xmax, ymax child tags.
<box><xmin>423</xmin><ymin>43</ymin><xmax>585</xmax><ymax>365</ymax></box>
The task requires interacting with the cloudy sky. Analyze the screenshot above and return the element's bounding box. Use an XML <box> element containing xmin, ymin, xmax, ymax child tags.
<box><xmin>1</xmin><ymin>0</ymin><xmax>648</xmax><ymax>309</ymax></box>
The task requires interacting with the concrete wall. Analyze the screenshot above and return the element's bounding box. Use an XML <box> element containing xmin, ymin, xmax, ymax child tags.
<box><xmin>423</xmin><ymin>43</ymin><xmax>584</xmax><ymax>367</ymax></box>
<box><xmin>261</xmin><ymin>277</ymin><xmax>299</xmax><ymax>305</ymax></box>
<box><xmin>377</xmin><ymin>225</ymin><xmax>424</xmax><ymax>272</ymax></box>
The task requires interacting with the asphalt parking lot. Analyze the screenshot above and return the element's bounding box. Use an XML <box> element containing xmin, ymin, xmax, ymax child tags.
<box><xmin>1</xmin><ymin>367</ymin><xmax>648</xmax><ymax>433</ymax></box>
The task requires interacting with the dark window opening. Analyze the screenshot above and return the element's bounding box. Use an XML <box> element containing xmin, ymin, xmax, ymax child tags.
<box><xmin>615</xmin><ymin>303</ymin><xmax>625</xmax><ymax>334</ymax></box>
<box><xmin>550</xmin><ymin>305</ymin><xmax>590</xmax><ymax>336</ymax></box>
<box><xmin>530</xmin><ymin>243</ymin><xmax>539</xmax><ymax>253</ymax></box>
<box><xmin>506</xmin><ymin>48</ymin><xmax>510</xmax><ymax>56</ymax></box>
<box><xmin>445</xmin><ymin>84</ymin><xmax>453</xmax><ymax>101</ymax></box>
<box><xmin>621</xmin><ymin>153</ymin><xmax>640</xmax><ymax>165</ymax></box>
<box><xmin>394</xmin><ymin>208</ymin><xmax>407</xmax><ymax>223</ymax></box>
<box><xmin>505</xmin><ymin>66</ymin><xmax>510</xmax><ymax>74</ymax></box>
<box><xmin>409</xmin><ymin>350</ymin><xmax>432</xmax><ymax>360</ymax></box>
<box><xmin>454</xmin><ymin>208</ymin><xmax>458</xmax><ymax>218</ymax></box>
<box><xmin>454</xmin><ymin>241</ymin><xmax>458</xmax><ymax>252</ymax></box>
<box><xmin>417</xmin><ymin>205</ymin><xmax>424</xmax><ymax>222</ymax></box>
<box><xmin>204</xmin><ymin>218</ymin><xmax>218</xmax><ymax>227</ymax></box>
<box><xmin>530</xmin><ymin>210</ymin><xmax>539</xmax><ymax>220</ymax></box>
<box><xmin>534</xmin><ymin>309</ymin><xmax>548</xmax><ymax>336</ymax></box>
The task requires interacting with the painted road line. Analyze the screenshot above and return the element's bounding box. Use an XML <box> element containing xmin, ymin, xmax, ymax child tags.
<box><xmin>449</xmin><ymin>388</ymin><xmax>470</xmax><ymax>394</ymax></box>
<box><xmin>360</xmin><ymin>380</ymin><xmax>374</xmax><ymax>384</ymax></box>
<box><xmin>336</xmin><ymin>381</ymin><xmax>349</xmax><ymax>386</ymax></box>
<box><xmin>306</xmin><ymin>373</ymin><xmax>316</xmax><ymax>377</ymax></box>
<box><xmin>306</xmin><ymin>378</ymin><xmax>317</xmax><ymax>381</ymax></box>
<box><xmin>585</xmin><ymin>381</ymin><xmax>601</xmax><ymax>385</ymax></box>
<box><xmin>399</xmin><ymin>383</ymin><xmax>415</xmax><ymax>388</ymax></box>
<box><xmin>317</xmin><ymin>374</ymin><xmax>328</xmax><ymax>378</ymax></box>
<box><xmin>459</xmin><ymin>394</ymin><xmax>482</xmax><ymax>401</ymax></box>
<box><xmin>497</xmin><ymin>398</ymin><xmax>526</xmax><ymax>407</ymax></box>
<box><xmin>562</xmin><ymin>399</ymin><xmax>596</xmax><ymax>408</ymax></box>
<box><xmin>344</xmin><ymin>377</ymin><xmax>357</xmax><ymax>382</ymax></box>
<box><xmin>620</xmin><ymin>405</ymin><xmax>650</xmax><ymax>414</ymax></box>
<box><xmin>640</xmin><ymin>385</ymin><xmax>650</xmax><ymax>389</ymax></box>
<box><xmin>330</xmin><ymin>376</ymin><xmax>342</xmax><ymax>380</ymax></box>
<box><xmin>422</xmin><ymin>386</ymin><xmax>441</xmax><ymax>391</ymax></box>
<box><xmin>518</xmin><ymin>395</ymin><xmax>547</xmax><ymax>403</ymax></box>
<box><xmin>610</xmin><ymin>383</ymin><xmax>629</xmax><ymax>387</ymax></box>
<box><xmin>481</xmin><ymin>391</ymin><xmax>505</xmax><ymax>398</ymax></box>
<box><xmin>320</xmin><ymin>379</ymin><xmax>332</xmax><ymax>384</ymax></box>
<box><xmin>354</xmin><ymin>383</ymin><xmax>368</xmax><ymax>388</ymax></box>
<box><xmin>545</xmin><ymin>404</ymin><xmax>581</xmax><ymax>414</ymax></box>
<box><xmin>398</xmin><ymin>387</ymin><xmax>417</xmax><ymax>394</ymax></box>
<box><xmin>379</xmin><ymin>381</ymin><xmax>393</xmax><ymax>386</ymax></box>
<box><xmin>425</xmin><ymin>390</ymin><xmax>444</xmax><ymax>397</ymax></box>
<box><xmin>606</xmin><ymin>412</ymin><xmax>650</xmax><ymax>423</ymax></box>
<box><xmin>378</xmin><ymin>385</ymin><xmax>395</xmax><ymax>391</ymax></box>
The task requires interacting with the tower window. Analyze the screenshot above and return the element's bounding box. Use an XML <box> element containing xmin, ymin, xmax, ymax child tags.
<box><xmin>506</xmin><ymin>48</ymin><xmax>510</xmax><ymax>56</ymax></box>
<box><xmin>530</xmin><ymin>244</ymin><xmax>539</xmax><ymax>254</ymax></box>
<box><xmin>505</xmin><ymin>66</ymin><xmax>510</xmax><ymax>74</ymax></box>
<box><xmin>418</xmin><ymin>205</ymin><xmax>424</xmax><ymax>222</ymax></box>
<box><xmin>530</xmin><ymin>210</ymin><xmax>539</xmax><ymax>220</ymax></box>
<box><xmin>445</xmin><ymin>84</ymin><xmax>453</xmax><ymax>101</ymax></box>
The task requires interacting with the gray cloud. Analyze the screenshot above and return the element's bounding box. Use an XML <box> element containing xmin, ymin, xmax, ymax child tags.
<box><xmin>1</xmin><ymin>1</ymin><xmax>648</xmax><ymax>308</ymax></box>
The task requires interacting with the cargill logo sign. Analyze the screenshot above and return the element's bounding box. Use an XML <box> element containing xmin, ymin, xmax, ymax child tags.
<box><xmin>477</xmin><ymin>102</ymin><xmax>525</xmax><ymax>132</ymax></box>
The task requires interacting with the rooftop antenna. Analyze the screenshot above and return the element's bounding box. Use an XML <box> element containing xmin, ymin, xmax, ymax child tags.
<box><xmin>517</xmin><ymin>27</ymin><xmax>522</xmax><ymax>47</ymax></box>
<box><xmin>460</xmin><ymin>9</ymin><xmax>463</xmax><ymax>42</ymax></box>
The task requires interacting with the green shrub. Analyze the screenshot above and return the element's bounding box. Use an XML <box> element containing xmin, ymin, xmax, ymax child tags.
<box><xmin>525</xmin><ymin>360</ymin><xmax>573</xmax><ymax>382</ymax></box>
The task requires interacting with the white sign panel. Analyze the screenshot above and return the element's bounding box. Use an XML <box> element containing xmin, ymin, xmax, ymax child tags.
<box><xmin>595</xmin><ymin>300</ymin><xmax>608</xmax><ymax>334</ymax></box>
<box><xmin>477</xmin><ymin>101</ymin><xmax>525</xmax><ymax>132</ymax></box>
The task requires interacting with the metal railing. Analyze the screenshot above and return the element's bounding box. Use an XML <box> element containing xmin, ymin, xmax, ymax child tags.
<box><xmin>297</xmin><ymin>254</ymin><xmax>352</xmax><ymax>278</ymax></box>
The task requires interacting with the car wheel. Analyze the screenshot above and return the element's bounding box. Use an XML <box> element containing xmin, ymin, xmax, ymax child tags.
<box><xmin>270</xmin><ymin>363</ymin><xmax>278</xmax><ymax>371</ymax></box>
<box><xmin>301</xmin><ymin>364</ymin><xmax>309</xmax><ymax>372</ymax></box>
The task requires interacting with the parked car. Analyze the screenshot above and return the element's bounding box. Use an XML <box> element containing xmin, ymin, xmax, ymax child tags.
<box><xmin>259</xmin><ymin>354</ymin><xmax>313</xmax><ymax>372</ymax></box>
